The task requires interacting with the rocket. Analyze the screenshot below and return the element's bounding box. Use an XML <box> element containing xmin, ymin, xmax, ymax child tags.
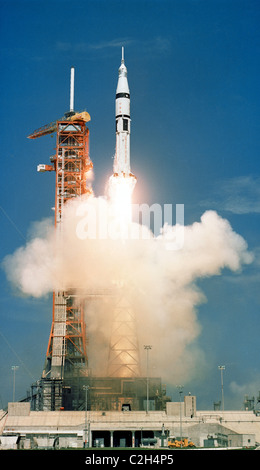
<box><xmin>113</xmin><ymin>47</ymin><xmax>135</xmax><ymax>179</ymax></box>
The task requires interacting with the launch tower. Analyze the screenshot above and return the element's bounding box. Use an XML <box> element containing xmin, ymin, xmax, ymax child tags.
<box><xmin>28</xmin><ymin>68</ymin><xmax>93</xmax><ymax>409</ymax></box>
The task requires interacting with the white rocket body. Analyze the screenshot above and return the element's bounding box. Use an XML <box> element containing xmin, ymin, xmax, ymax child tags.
<box><xmin>114</xmin><ymin>48</ymin><xmax>133</xmax><ymax>177</ymax></box>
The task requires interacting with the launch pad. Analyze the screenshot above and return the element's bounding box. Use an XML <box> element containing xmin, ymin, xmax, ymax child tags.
<box><xmin>30</xmin><ymin>376</ymin><xmax>170</xmax><ymax>412</ymax></box>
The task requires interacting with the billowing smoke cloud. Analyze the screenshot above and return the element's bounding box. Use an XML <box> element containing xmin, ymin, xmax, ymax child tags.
<box><xmin>2</xmin><ymin>193</ymin><xmax>253</xmax><ymax>383</ymax></box>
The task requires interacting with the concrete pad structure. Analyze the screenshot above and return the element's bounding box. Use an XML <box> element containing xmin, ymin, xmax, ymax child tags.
<box><xmin>0</xmin><ymin>401</ymin><xmax>260</xmax><ymax>449</ymax></box>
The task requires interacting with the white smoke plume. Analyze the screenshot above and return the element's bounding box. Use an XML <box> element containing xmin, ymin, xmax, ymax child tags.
<box><xmin>2</xmin><ymin>193</ymin><xmax>253</xmax><ymax>383</ymax></box>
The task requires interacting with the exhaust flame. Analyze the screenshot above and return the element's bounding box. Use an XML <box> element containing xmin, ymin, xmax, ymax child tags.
<box><xmin>108</xmin><ymin>174</ymin><xmax>136</xmax><ymax>226</ymax></box>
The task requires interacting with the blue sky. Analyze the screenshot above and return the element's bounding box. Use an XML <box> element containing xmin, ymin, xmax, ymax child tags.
<box><xmin>0</xmin><ymin>0</ymin><xmax>260</xmax><ymax>409</ymax></box>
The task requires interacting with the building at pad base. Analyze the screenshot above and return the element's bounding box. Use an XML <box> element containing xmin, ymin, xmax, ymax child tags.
<box><xmin>1</xmin><ymin>400</ymin><xmax>259</xmax><ymax>449</ymax></box>
<box><xmin>30</xmin><ymin>376</ymin><xmax>170</xmax><ymax>412</ymax></box>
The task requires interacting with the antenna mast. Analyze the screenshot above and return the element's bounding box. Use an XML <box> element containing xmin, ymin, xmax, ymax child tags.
<box><xmin>70</xmin><ymin>67</ymin><xmax>75</xmax><ymax>112</ymax></box>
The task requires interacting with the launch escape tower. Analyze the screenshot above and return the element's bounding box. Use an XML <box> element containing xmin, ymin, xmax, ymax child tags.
<box><xmin>28</xmin><ymin>62</ymin><xmax>168</xmax><ymax>412</ymax></box>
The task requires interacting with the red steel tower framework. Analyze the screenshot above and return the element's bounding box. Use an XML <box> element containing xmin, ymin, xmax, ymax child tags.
<box><xmin>28</xmin><ymin>68</ymin><xmax>92</xmax><ymax>381</ymax></box>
